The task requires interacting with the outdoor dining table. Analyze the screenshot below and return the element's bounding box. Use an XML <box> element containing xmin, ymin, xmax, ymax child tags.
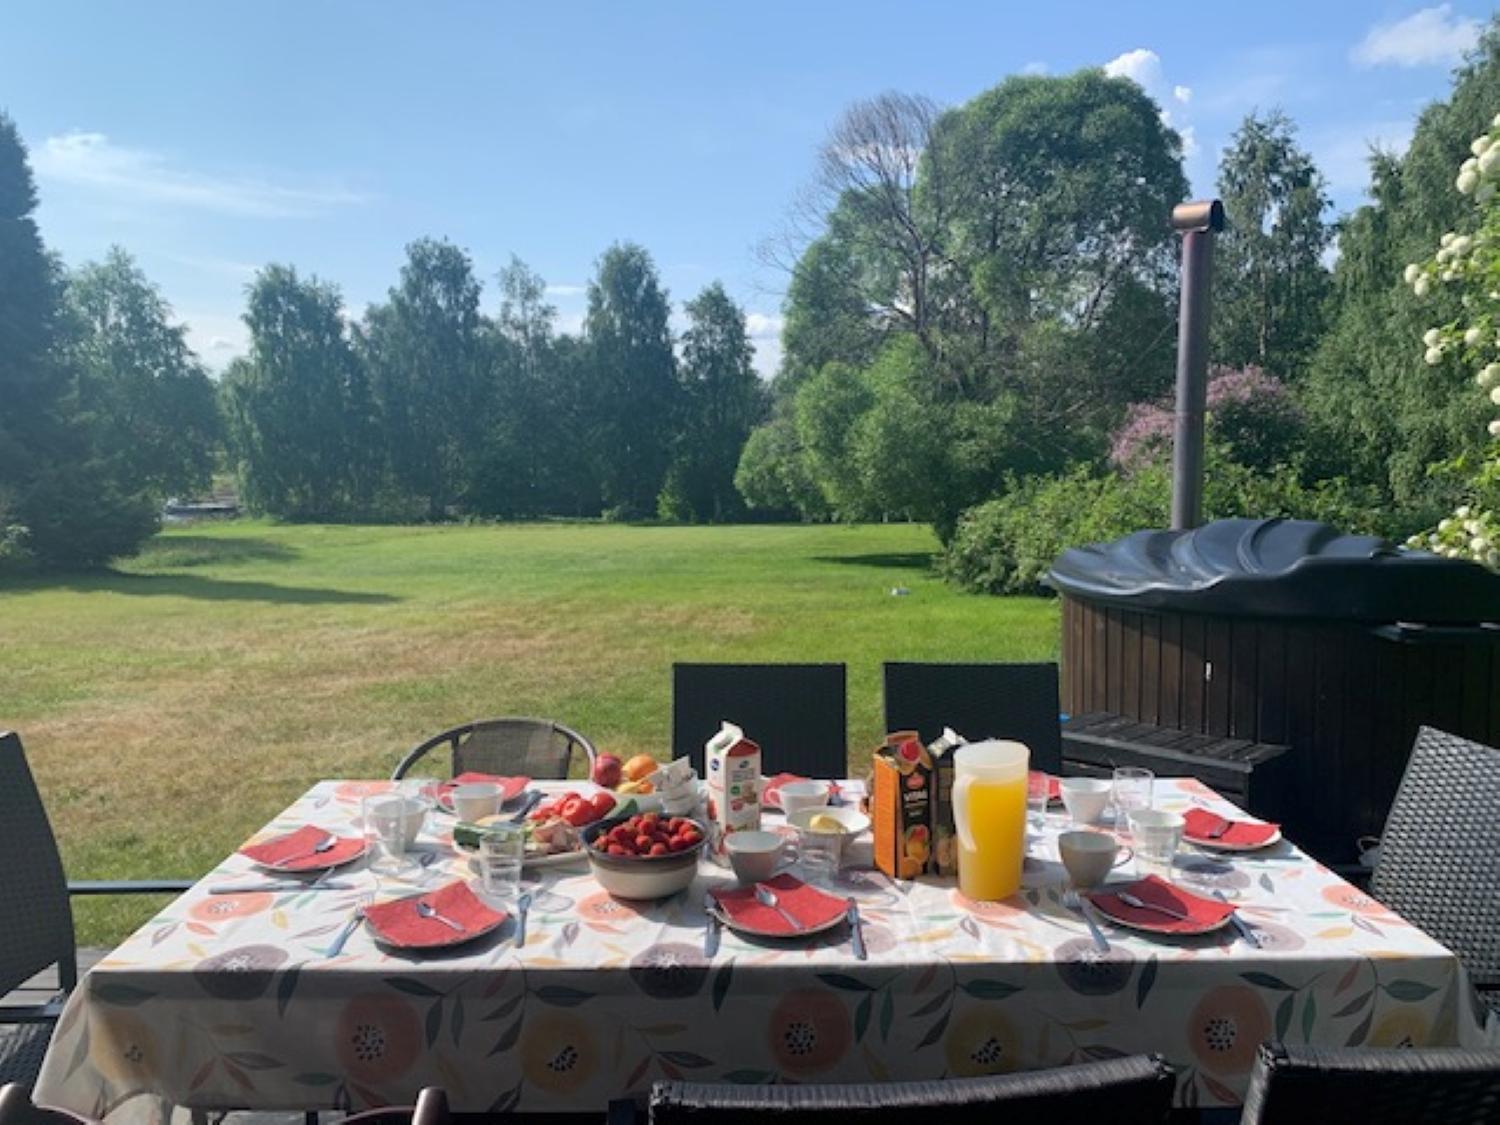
<box><xmin>34</xmin><ymin>776</ymin><xmax>1489</xmax><ymax>1121</ymax></box>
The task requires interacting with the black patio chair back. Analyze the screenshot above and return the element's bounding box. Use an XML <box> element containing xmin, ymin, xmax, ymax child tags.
<box><xmin>1370</xmin><ymin>726</ymin><xmax>1500</xmax><ymax>991</ymax></box>
<box><xmin>1240</xmin><ymin>1041</ymin><xmax>1500</xmax><ymax>1124</ymax></box>
<box><xmin>648</xmin><ymin>1053</ymin><xmax>1175</xmax><ymax>1124</ymax></box>
<box><xmin>0</xmin><ymin>1083</ymin><xmax>97</xmax><ymax>1125</ymax></box>
<box><xmin>391</xmin><ymin>718</ymin><xmax>597</xmax><ymax>781</ymax></box>
<box><xmin>0</xmin><ymin>733</ymin><xmax>78</xmax><ymax>1000</ymax></box>
<box><xmin>672</xmin><ymin>664</ymin><xmax>847</xmax><ymax>777</ymax></box>
<box><xmin>882</xmin><ymin>662</ymin><xmax>1063</xmax><ymax>773</ymax></box>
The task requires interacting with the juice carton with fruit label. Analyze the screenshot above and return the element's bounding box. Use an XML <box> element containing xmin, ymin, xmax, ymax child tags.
<box><xmin>927</xmin><ymin>727</ymin><xmax>966</xmax><ymax>878</ymax></box>
<box><xmin>872</xmin><ymin>731</ymin><xmax>934</xmax><ymax>880</ymax></box>
<box><xmin>704</xmin><ymin>721</ymin><xmax>762</xmax><ymax>861</ymax></box>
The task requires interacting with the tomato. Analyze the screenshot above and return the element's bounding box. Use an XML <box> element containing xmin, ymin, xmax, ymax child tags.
<box><xmin>560</xmin><ymin>796</ymin><xmax>595</xmax><ymax>827</ymax></box>
<box><xmin>588</xmin><ymin>792</ymin><xmax>616</xmax><ymax>820</ymax></box>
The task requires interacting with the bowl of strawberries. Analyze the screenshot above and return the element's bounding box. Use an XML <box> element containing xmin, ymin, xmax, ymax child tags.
<box><xmin>582</xmin><ymin>811</ymin><xmax>708</xmax><ymax>899</ymax></box>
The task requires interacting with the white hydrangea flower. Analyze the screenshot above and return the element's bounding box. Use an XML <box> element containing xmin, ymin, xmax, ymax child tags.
<box><xmin>1458</xmin><ymin>505</ymin><xmax>1473</xmax><ymax>519</ymax></box>
<box><xmin>1426</xmin><ymin>346</ymin><xmax>1445</xmax><ymax>365</ymax></box>
<box><xmin>1491</xmin><ymin>385</ymin><xmax>1500</xmax><ymax>406</ymax></box>
<box><xmin>1464</xmin><ymin>156</ymin><xmax>1480</xmax><ymax>172</ymax></box>
<box><xmin>1442</xmin><ymin>268</ymin><xmax>1459</xmax><ymax>281</ymax></box>
<box><xmin>1441</xmin><ymin>231</ymin><xmax>1457</xmax><ymax>247</ymax></box>
<box><xmin>1440</xmin><ymin>518</ymin><xmax>1456</xmax><ymax>532</ymax></box>
<box><xmin>1473</xmin><ymin>537</ymin><xmax>1491</xmax><ymax>554</ymax></box>
<box><xmin>1471</xmin><ymin>135</ymin><xmax>1491</xmax><ymax>156</ymax></box>
<box><xmin>1404</xmin><ymin>263</ymin><xmax>1422</xmax><ymax>284</ymax></box>
<box><xmin>1489</xmin><ymin>419</ymin><xmax>1500</xmax><ymax>437</ymax></box>
<box><xmin>1492</xmin><ymin>112</ymin><xmax>1500</xmax><ymax>129</ymax></box>
<box><xmin>1453</xmin><ymin>235</ymin><xmax>1474</xmax><ymax>256</ymax></box>
<box><xmin>1424</xmin><ymin>327</ymin><xmax>1443</xmax><ymax>347</ymax></box>
<box><xmin>1437</xmin><ymin>246</ymin><xmax>1453</xmax><ymax>264</ymax></box>
<box><xmin>1466</xmin><ymin>519</ymin><xmax>1482</xmax><ymax>534</ymax></box>
<box><xmin>1481</xmin><ymin>148</ymin><xmax>1500</xmax><ymax>176</ymax></box>
<box><xmin>1415</xmin><ymin>275</ymin><xmax>1432</xmax><ymax>297</ymax></box>
<box><xmin>1458</xmin><ymin>170</ymin><xmax>1479</xmax><ymax>193</ymax></box>
<box><xmin>1464</xmin><ymin>326</ymin><xmax>1483</xmax><ymax>346</ymax></box>
<box><xmin>1482</xmin><ymin>364</ymin><xmax>1500</xmax><ymax>387</ymax></box>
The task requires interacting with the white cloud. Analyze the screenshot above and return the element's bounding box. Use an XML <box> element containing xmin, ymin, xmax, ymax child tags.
<box><xmin>31</xmin><ymin>131</ymin><xmax>368</xmax><ymax>218</ymax></box>
<box><xmin>1021</xmin><ymin>60</ymin><xmax>1049</xmax><ymax>76</ymax></box>
<box><xmin>1103</xmin><ymin>48</ymin><xmax>1164</xmax><ymax>89</ymax></box>
<box><xmin>1173</xmin><ymin>85</ymin><xmax>1193</xmax><ymax>104</ymax></box>
<box><xmin>175</xmin><ymin>308</ymin><xmax>248</xmax><ymax>372</ymax></box>
<box><xmin>544</xmin><ymin>283</ymin><xmax>587</xmax><ymax>297</ymax></box>
<box><xmin>746</xmin><ymin>312</ymin><xmax>784</xmax><ymax>378</ymax></box>
<box><xmin>208</xmin><ymin>336</ymin><xmax>234</xmax><ymax>351</ymax></box>
<box><xmin>1178</xmin><ymin>126</ymin><xmax>1199</xmax><ymax>158</ymax></box>
<box><xmin>1308</xmin><ymin>118</ymin><xmax>1415</xmax><ymax>195</ymax></box>
<box><xmin>1352</xmin><ymin>4</ymin><xmax>1479</xmax><ymax>68</ymax></box>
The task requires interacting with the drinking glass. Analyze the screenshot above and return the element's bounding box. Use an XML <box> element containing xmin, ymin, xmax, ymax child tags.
<box><xmin>363</xmin><ymin>795</ymin><xmax>420</xmax><ymax>875</ymax></box>
<box><xmin>1128</xmin><ymin>809</ymin><xmax>1183</xmax><ymax>874</ymax></box>
<box><xmin>1026</xmin><ymin>772</ymin><xmax>1051</xmax><ymax>832</ymax></box>
<box><xmin>477</xmin><ymin>826</ymin><xmax>525</xmax><ymax>908</ymax></box>
<box><xmin>795</xmin><ymin>827</ymin><xmax>842</xmax><ymax>887</ymax></box>
<box><xmin>1111</xmin><ymin>767</ymin><xmax>1154</xmax><ymax>834</ymax></box>
<box><xmin>406</xmin><ymin>779</ymin><xmax>442</xmax><ymax>832</ymax></box>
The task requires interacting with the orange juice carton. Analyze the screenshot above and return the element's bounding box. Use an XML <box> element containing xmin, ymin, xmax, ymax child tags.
<box><xmin>704</xmin><ymin>721</ymin><xmax>762</xmax><ymax>860</ymax></box>
<box><xmin>927</xmin><ymin>726</ymin><xmax>966</xmax><ymax>877</ymax></box>
<box><xmin>872</xmin><ymin>730</ymin><xmax>934</xmax><ymax>880</ymax></box>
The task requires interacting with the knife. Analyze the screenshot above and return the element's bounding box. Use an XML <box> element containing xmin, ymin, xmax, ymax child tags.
<box><xmin>846</xmin><ymin>898</ymin><xmax>867</xmax><ymax>961</ymax></box>
<box><xmin>1213</xmin><ymin>889</ymin><xmax>1262</xmax><ymax>947</ymax></box>
<box><xmin>514</xmin><ymin>891</ymin><xmax>533</xmax><ymax>947</ymax></box>
<box><xmin>210</xmin><ymin>880</ymin><xmax>355</xmax><ymax>894</ymax></box>
<box><xmin>508</xmin><ymin>790</ymin><xmax>544</xmax><ymax>824</ymax></box>
<box><xmin>703</xmin><ymin>892</ymin><xmax>722</xmax><ymax>958</ymax></box>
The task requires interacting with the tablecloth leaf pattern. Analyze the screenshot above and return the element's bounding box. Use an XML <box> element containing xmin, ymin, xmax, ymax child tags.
<box><xmin>34</xmin><ymin>779</ymin><xmax>1487</xmax><ymax>1122</ymax></box>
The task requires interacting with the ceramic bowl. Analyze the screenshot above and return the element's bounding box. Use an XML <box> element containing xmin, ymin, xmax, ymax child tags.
<box><xmin>786</xmin><ymin>805</ymin><xmax>870</xmax><ymax>856</ymax></box>
<box><xmin>582</xmin><ymin>815</ymin><xmax>708</xmax><ymax>900</ymax></box>
<box><xmin>778</xmin><ymin>780</ymin><xmax>831</xmax><ymax>816</ymax></box>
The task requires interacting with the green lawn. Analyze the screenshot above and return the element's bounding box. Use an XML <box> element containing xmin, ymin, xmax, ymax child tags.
<box><xmin>0</xmin><ymin>520</ymin><xmax>1057</xmax><ymax>944</ymax></box>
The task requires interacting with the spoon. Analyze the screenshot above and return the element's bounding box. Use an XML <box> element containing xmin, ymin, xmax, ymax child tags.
<box><xmin>324</xmin><ymin>897</ymin><xmax>370</xmax><ymax>958</ymax></box>
<box><xmin>754</xmin><ymin>884</ymin><xmax>803</xmax><ymax>932</ymax></box>
<box><xmin>1062</xmin><ymin>889</ymin><xmax>1110</xmax><ymax>952</ymax></box>
<box><xmin>514</xmin><ymin>891</ymin><xmax>533</xmax><ymax>947</ymax></box>
<box><xmin>270</xmin><ymin>833</ymin><xmax>336</xmax><ymax>870</ymax></box>
<box><xmin>416</xmin><ymin>899</ymin><xmax>465</xmax><ymax>933</ymax></box>
<box><xmin>1116</xmin><ymin>890</ymin><xmax>1189</xmax><ymax>921</ymax></box>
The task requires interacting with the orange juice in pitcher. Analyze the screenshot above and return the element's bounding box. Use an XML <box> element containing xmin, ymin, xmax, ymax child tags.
<box><xmin>953</xmin><ymin>740</ymin><xmax>1029</xmax><ymax>901</ymax></box>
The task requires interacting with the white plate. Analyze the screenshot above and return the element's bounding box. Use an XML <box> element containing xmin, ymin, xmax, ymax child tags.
<box><xmin>1087</xmin><ymin>897</ymin><xmax>1234</xmax><ymax>936</ymax></box>
<box><xmin>466</xmin><ymin>850</ymin><xmax>587</xmax><ymax>874</ymax></box>
<box><xmin>711</xmin><ymin>905</ymin><xmax>848</xmax><ymax>939</ymax></box>
<box><xmin>1183</xmin><ymin>826</ymin><xmax>1283</xmax><ymax>852</ymax></box>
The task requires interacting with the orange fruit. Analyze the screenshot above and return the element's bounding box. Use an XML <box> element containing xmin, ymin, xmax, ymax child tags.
<box><xmin>623</xmin><ymin>754</ymin><xmax>659</xmax><ymax>782</ymax></box>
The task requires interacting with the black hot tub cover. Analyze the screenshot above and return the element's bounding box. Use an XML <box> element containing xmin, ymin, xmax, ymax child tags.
<box><xmin>1046</xmin><ymin>518</ymin><xmax>1500</xmax><ymax>622</ymax></box>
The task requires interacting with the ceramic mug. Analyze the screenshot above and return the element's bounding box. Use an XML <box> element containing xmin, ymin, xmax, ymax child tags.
<box><xmin>724</xmin><ymin>830</ymin><xmax>797</xmax><ymax>883</ymax></box>
<box><xmin>1058</xmin><ymin>830</ymin><xmax>1133</xmax><ymax>889</ymax></box>
<box><xmin>450</xmin><ymin>782</ymin><xmax>503</xmax><ymax>823</ymax></box>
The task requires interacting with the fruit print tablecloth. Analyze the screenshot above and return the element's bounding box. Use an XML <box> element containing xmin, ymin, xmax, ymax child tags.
<box><xmin>34</xmin><ymin>779</ymin><xmax>1488</xmax><ymax>1120</ymax></box>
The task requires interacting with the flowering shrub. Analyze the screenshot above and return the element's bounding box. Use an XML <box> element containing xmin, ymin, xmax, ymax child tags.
<box><xmin>1402</xmin><ymin>115</ymin><xmax>1500</xmax><ymax>569</ymax></box>
<box><xmin>1109</xmin><ymin>365</ymin><xmax>1302</xmax><ymax>473</ymax></box>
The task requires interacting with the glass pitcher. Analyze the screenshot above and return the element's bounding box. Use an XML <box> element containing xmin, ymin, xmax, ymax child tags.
<box><xmin>953</xmin><ymin>739</ymin><xmax>1030</xmax><ymax>901</ymax></box>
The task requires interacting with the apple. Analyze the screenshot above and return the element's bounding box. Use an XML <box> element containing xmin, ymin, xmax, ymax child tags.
<box><xmin>592</xmin><ymin>753</ymin><xmax>623</xmax><ymax>789</ymax></box>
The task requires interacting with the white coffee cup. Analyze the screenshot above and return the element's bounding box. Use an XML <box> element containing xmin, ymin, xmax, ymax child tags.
<box><xmin>1060</xmin><ymin>778</ymin><xmax>1112</xmax><ymax>826</ymax></box>
<box><xmin>364</xmin><ymin>795</ymin><xmax>427</xmax><ymax>853</ymax></box>
<box><xmin>778</xmin><ymin>780</ymin><xmax>831</xmax><ymax>816</ymax></box>
<box><xmin>1058</xmin><ymin>830</ymin><xmax>1133</xmax><ymax>889</ymax></box>
<box><xmin>725</xmin><ymin>830</ymin><xmax>796</xmax><ymax>883</ymax></box>
<box><xmin>451</xmin><ymin>782</ymin><xmax>503</xmax><ymax>823</ymax></box>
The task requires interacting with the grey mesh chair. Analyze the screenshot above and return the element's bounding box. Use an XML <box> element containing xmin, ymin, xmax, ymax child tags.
<box><xmin>648</xmin><ymin>1054</ymin><xmax>1175</xmax><ymax>1124</ymax></box>
<box><xmin>671</xmin><ymin>664</ymin><xmax>847</xmax><ymax>777</ymax></box>
<box><xmin>1240</xmin><ymin>1041</ymin><xmax>1500</xmax><ymax>1124</ymax></box>
<box><xmin>391</xmin><ymin>718</ymin><xmax>597</xmax><ymax>781</ymax></box>
<box><xmin>0</xmin><ymin>733</ymin><xmax>192</xmax><ymax>1088</ymax></box>
<box><xmin>1370</xmin><ymin>726</ymin><xmax>1500</xmax><ymax>1016</ymax></box>
<box><xmin>882</xmin><ymin>662</ymin><xmax>1063</xmax><ymax>773</ymax></box>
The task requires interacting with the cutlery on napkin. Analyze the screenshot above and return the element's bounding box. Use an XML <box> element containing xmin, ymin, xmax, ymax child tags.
<box><xmin>211</xmin><ymin>880</ymin><xmax>355</xmax><ymax>894</ymax></box>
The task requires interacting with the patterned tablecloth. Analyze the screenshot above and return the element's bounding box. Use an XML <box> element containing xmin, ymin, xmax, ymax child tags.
<box><xmin>35</xmin><ymin>777</ymin><xmax>1487</xmax><ymax>1120</ymax></box>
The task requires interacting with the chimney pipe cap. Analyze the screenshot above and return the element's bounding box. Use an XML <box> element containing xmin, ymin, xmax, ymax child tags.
<box><xmin>1172</xmin><ymin>199</ymin><xmax>1225</xmax><ymax>233</ymax></box>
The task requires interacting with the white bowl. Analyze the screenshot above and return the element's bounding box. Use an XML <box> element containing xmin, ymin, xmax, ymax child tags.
<box><xmin>1059</xmin><ymin>778</ymin><xmax>1112</xmax><ymax>826</ymax></box>
<box><xmin>779</xmin><ymin>780</ymin><xmax>831</xmax><ymax>816</ymax></box>
<box><xmin>450</xmin><ymin>783</ymin><xmax>503</xmax><ymax>823</ymax></box>
<box><xmin>364</xmin><ymin>795</ymin><xmax>427</xmax><ymax>851</ymax></box>
<box><xmin>582</xmin><ymin>817</ymin><xmax>707</xmax><ymax>900</ymax></box>
<box><xmin>786</xmin><ymin>805</ymin><xmax>870</xmax><ymax>856</ymax></box>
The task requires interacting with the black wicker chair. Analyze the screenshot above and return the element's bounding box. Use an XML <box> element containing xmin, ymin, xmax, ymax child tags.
<box><xmin>882</xmin><ymin>662</ymin><xmax>1063</xmax><ymax>773</ymax></box>
<box><xmin>1240</xmin><ymin>1041</ymin><xmax>1500</xmax><ymax>1124</ymax></box>
<box><xmin>1369</xmin><ymin>726</ymin><xmax>1500</xmax><ymax>1017</ymax></box>
<box><xmin>672</xmin><ymin>664</ymin><xmax>847</xmax><ymax>777</ymax></box>
<box><xmin>0</xmin><ymin>1083</ymin><xmax>96</xmax><ymax>1125</ymax></box>
<box><xmin>391</xmin><ymin>718</ymin><xmax>597</xmax><ymax>781</ymax></box>
<box><xmin>0</xmin><ymin>733</ymin><xmax>192</xmax><ymax>1088</ymax></box>
<box><xmin>648</xmin><ymin>1054</ymin><xmax>1175</xmax><ymax>1124</ymax></box>
<box><xmin>341</xmin><ymin>1086</ymin><xmax>452</xmax><ymax>1125</ymax></box>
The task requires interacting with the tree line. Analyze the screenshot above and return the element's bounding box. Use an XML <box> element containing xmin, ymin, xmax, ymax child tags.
<box><xmin>5</xmin><ymin>20</ymin><xmax>1499</xmax><ymax>575</ymax></box>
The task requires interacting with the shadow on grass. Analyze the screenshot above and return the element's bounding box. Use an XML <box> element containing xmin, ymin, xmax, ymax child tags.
<box><xmin>10</xmin><ymin>572</ymin><xmax>399</xmax><ymax>605</ymax></box>
<box><xmin>133</xmin><ymin>535</ymin><xmax>299</xmax><ymax>568</ymax></box>
<box><xmin>813</xmin><ymin>552</ymin><xmax>934</xmax><ymax>571</ymax></box>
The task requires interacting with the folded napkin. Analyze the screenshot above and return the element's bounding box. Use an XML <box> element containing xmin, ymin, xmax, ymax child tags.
<box><xmin>1029</xmin><ymin>770</ymin><xmax>1063</xmax><ymax>803</ymax></box>
<box><xmin>710</xmin><ymin>873</ymin><xmax>846</xmax><ymax>935</ymax></box>
<box><xmin>1183</xmin><ymin>808</ymin><xmax>1280</xmax><ymax>847</ymax></box>
<box><xmin>364</xmin><ymin>880</ymin><xmax>505</xmax><ymax>949</ymax></box>
<box><xmin>1088</xmin><ymin>874</ymin><xmax>1235</xmax><ymax>933</ymax></box>
<box><xmin>762</xmin><ymin>774</ymin><xmax>843</xmax><ymax>809</ymax></box>
<box><xmin>239</xmin><ymin>825</ymin><xmax>365</xmax><ymax>871</ymax></box>
<box><xmin>438</xmin><ymin>772</ymin><xmax>530</xmax><ymax>806</ymax></box>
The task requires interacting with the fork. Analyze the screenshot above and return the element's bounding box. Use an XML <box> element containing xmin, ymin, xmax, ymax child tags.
<box><xmin>324</xmin><ymin>896</ymin><xmax>370</xmax><ymax>958</ymax></box>
<box><xmin>1062</xmin><ymin>889</ymin><xmax>1110</xmax><ymax>952</ymax></box>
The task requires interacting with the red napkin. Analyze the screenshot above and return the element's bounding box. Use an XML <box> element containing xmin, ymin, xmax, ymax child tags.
<box><xmin>239</xmin><ymin>826</ymin><xmax>365</xmax><ymax>871</ymax></box>
<box><xmin>1183</xmin><ymin>808</ymin><xmax>1280</xmax><ymax>847</ymax></box>
<box><xmin>438</xmin><ymin>772</ymin><xmax>530</xmax><ymax>807</ymax></box>
<box><xmin>364</xmin><ymin>881</ymin><xmax>506</xmax><ymax>949</ymax></box>
<box><xmin>710</xmin><ymin>873</ymin><xmax>846</xmax><ymax>935</ymax></box>
<box><xmin>1088</xmin><ymin>874</ymin><xmax>1235</xmax><ymax>933</ymax></box>
<box><xmin>762</xmin><ymin>774</ymin><xmax>842</xmax><ymax>809</ymax></box>
<box><xmin>1029</xmin><ymin>770</ymin><xmax>1063</xmax><ymax>803</ymax></box>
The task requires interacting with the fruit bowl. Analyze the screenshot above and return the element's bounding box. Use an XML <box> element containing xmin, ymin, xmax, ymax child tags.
<box><xmin>582</xmin><ymin>813</ymin><xmax>707</xmax><ymax>900</ymax></box>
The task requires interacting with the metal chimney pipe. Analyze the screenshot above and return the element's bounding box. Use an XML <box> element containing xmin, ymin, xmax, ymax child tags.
<box><xmin>1170</xmin><ymin>199</ymin><xmax>1225</xmax><ymax>530</ymax></box>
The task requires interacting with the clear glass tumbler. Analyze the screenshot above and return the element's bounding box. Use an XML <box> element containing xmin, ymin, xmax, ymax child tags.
<box><xmin>796</xmin><ymin>827</ymin><xmax>842</xmax><ymax>886</ymax></box>
<box><xmin>478</xmin><ymin>826</ymin><xmax>525</xmax><ymax>908</ymax></box>
<box><xmin>1026</xmin><ymin>771</ymin><xmax>1052</xmax><ymax>832</ymax></box>
<box><xmin>1111</xmin><ymin>767</ymin><xmax>1154</xmax><ymax>834</ymax></box>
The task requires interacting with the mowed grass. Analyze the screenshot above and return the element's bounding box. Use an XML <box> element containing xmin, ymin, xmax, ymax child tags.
<box><xmin>0</xmin><ymin>520</ymin><xmax>1057</xmax><ymax>944</ymax></box>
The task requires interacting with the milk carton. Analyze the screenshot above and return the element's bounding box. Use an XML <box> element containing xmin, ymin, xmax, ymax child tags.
<box><xmin>927</xmin><ymin>727</ymin><xmax>966</xmax><ymax>878</ymax></box>
<box><xmin>704</xmin><ymin>721</ymin><xmax>762</xmax><ymax>860</ymax></box>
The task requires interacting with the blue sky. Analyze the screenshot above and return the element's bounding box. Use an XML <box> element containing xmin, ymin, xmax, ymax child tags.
<box><xmin>2</xmin><ymin>2</ymin><xmax>1492</xmax><ymax>375</ymax></box>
